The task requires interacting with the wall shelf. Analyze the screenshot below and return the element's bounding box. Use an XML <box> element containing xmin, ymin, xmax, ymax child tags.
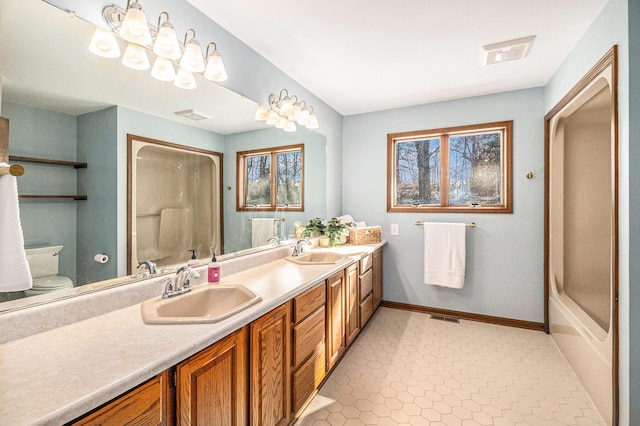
<box><xmin>9</xmin><ymin>155</ymin><xmax>88</xmax><ymax>200</ymax></box>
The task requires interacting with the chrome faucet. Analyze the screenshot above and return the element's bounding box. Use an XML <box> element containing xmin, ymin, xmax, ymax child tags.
<box><xmin>137</xmin><ymin>260</ymin><xmax>158</xmax><ymax>276</ymax></box>
<box><xmin>268</xmin><ymin>236</ymin><xmax>282</xmax><ymax>247</ymax></box>
<box><xmin>291</xmin><ymin>238</ymin><xmax>311</xmax><ymax>257</ymax></box>
<box><xmin>162</xmin><ymin>266</ymin><xmax>200</xmax><ymax>299</ymax></box>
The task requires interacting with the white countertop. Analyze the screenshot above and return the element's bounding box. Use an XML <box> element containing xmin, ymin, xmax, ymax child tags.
<box><xmin>0</xmin><ymin>243</ymin><xmax>384</xmax><ymax>426</ymax></box>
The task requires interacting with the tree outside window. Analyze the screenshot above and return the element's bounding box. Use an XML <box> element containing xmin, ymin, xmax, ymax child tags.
<box><xmin>388</xmin><ymin>121</ymin><xmax>512</xmax><ymax>213</ymax></box>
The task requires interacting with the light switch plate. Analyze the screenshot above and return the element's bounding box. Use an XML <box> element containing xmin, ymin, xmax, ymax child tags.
<box><xmin>390</xmin><ymin>224</ymin><xmax>399</xmax><ymax>235</ymax></box>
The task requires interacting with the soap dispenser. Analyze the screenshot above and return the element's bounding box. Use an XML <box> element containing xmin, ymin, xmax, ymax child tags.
<box><xmin>187</xmin><ymin>249</ymin><xmax>198</xmax><ymax>268</ymax></box>
<box><xmin>208</xmin><ymin>251</ymin><xmax>220</xmax><ymax>283</ymax></box>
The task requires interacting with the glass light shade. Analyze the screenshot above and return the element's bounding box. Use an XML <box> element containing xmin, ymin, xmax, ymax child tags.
<box><xmin>279</xmin><ymin>97</ymin><xmax>294</xmax><ymax>116</ymax></box>
<box><xmin>297</xmin><ymin>108</ymin><xmax>310</xmax><ymax>125</ymax></box>
<box><xmin>265</xmin><ymin>110</ymin><xmax>279</xmax><ymax>125</ymax></box>
<box><xmin>174</xmin><ymin>67</ymin><xmax>197</xmax><ymax>89</ymax></box>
<box><xmin>151</xmin><ymin>57</ymin><xmax>176</xmax><ymax>81</ymax></box>
<box><xmin>305</xmin><ymin>113</ymin><xmax>319</xmax><ymax>129</ymax></box>
<box><xmin>179</xmin><ymin>41</ymin><xmax>205</xmax><ymax>73</ymax></box>
<box><xmin>204</xmin><ymin>51</ymin><xmax>228</xmax><ymax>82</ymax></box>
<box><xmin>122</xmin><ymin>43</ymin><xmax>150</xmax><ymax>70</ymax></box>
<box><xmin>275</xmin><ymin>115</ymin><xmax>288</xmax><ymax>129</ymax></box>
<box><xmin>284</xmin><ymin>120</ymin><xmax>297</xmax><ymax>132</ymax></box>
<box><xmin>255</xmin><ymin>105</ymin><xmax>269</xmax><ymax>121</ymax></box>
<box><xmin>153</xmin><ymin>24</ymin><xmax>181</xmax><ymax>60</ymax></box>
<box><xmin>89</xmin><ymin>27</ymin><xmax>121</xmax><ymax>58</ymax></box>
<box><xmin>119</xmin><ymin>3</ymin><xmax>152</xmax><ymax>45</ymax></box>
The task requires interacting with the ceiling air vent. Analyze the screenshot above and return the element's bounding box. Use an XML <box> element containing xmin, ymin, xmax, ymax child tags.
<box><xmin>174</xmin><ymin>109</ymin><xmax>211</xmax><ymax>121</ymax></box>
<box><xmin>482</xmin><ymin>36</ymin><xmax>535</xmax><ymax>66</ymax></box>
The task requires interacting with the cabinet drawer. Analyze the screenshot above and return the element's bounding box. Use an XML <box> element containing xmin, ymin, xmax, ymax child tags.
<box><xmin>292</xmin><ymin>347</ymin><xmax>326</xmax><ymax>415</ymax></box>
<box><xmin>360</xmin><ymin>293</ymin><xmax>373</xmax><ymax>328</ymax></box>
<box><xmin>72</xmin><ymin>372</ymin><xmax>168</xmax><ymax>426</ymax></box>
<box><xmin>294</xmin><ymin>282</ymin><xmax>326</xmax><ymax>323</ymax></box>
<box><xmin>359</xmin><ymin>268</ymin><xmax>373</xmax><ymax>301</ymax></box>
<box><xmin>293</xmin><ymin>306</ymin><xmax>326</xmax><ymax>369</ymax></box>
<box><xmin>359</xmin><ymin>254</ymin><xmax>373</xmax><ymax>274</ymax></box>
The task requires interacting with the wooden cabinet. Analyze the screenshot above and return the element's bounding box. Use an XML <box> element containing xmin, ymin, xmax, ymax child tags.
<box><xmin>359</xmin><ymin>254</ymin><xmax>374</xmax><ymax>327</ymax></box>
<box><xmin>250</xmin><ymin>302</ymin><xmax>292</xmax><ymax>426</ymax></box>
<box><xmin>292</xmin><ymin>283</ymin><xmax>326</xmax><ymax>416</ymax></box>
<box><xmin>344</xmin><ymin>263</ymin><xmax>360</xmax><ymax>347</ymax></box>
<box><xmin>175</xmin><ymin>327</ymin><xmax>247</xmax><ymax>426</ymax></box>
<box><xmin>372</xmin><ymin>248</ymin><xmax>383</xmax><ymax>308</ymax></box>
<box><xmin>71</xmin><ymin>371</ymin><xmax>171</xmax><ymax>426</ymax></box>
<box><xmin>326</xmin><ymin>270</ymin><xmax>345</xmax><ymax>370</ymax></box>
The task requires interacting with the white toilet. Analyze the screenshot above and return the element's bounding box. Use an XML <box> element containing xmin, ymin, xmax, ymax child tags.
<box><xmin>24</xmin><ymin>245</ymin><xmax>74</xmax><ymax>296</ymax></box>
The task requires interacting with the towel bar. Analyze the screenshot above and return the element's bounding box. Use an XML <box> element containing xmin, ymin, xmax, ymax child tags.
<box><xmin>0</xmin><ymin>164</ymin><xmax>24</xmax><ymax>177</ymax></box>
<box><xmin>247</xmin><ymin>217</ymin><xmax>286</xmax><ymax>222</ymax></box>
<box><xmin>415</xmin><ymin>221</ymin><xmax>476</xmax><ymax>227</ymax></box>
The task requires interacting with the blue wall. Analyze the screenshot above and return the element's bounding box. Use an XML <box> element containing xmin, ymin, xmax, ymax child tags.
<box><xmin>2</xmin><ymin>101</ymin><xmax>78</xmax><ymax>284</ymax></box>
<box><xmin>342</xmin><ymin>88</ymin><xmax>545</xmax><ymax>322</ymax></box>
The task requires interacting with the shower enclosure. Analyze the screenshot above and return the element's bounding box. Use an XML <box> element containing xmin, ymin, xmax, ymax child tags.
<box><xmin>127</xmin><ymin>135</ymin><xmax>222</xmax><ymax>274</ymax></box>
<box><xmin>545</xmin><ymin>47</ymin><xmax>618</xmax><ymax>425</ymax></box>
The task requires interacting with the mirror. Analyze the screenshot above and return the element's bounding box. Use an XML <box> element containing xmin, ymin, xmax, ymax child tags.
<box><xmin>0</xmin><ymin>0</ymin><xmax>327</xmax><ymax>311</ymax></box>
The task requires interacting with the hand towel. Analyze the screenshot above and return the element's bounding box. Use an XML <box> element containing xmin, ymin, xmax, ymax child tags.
<box><xmin>0</xmin><ymin>164</ymin><xmax>32</xmax><ymax>291</ymax></box>
<box><xmin>158</xmin><ymin>208</ymin><xmax>192</xmax><ymax>256</ymax></box>
<box><xmin>252</xmin><ymin>218</ymin><xmax>277</xmax><ymax>248</ymax></box>
<box><xmin>424</xmin><ymin>222</ymin><xmax>466</xmax><ymax>289</ymax></box>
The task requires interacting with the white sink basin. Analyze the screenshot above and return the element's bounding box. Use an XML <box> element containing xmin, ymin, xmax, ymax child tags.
<box><xmin>141</xmin><ymin>284</ymin><xmax>262</xmax><ymax>324</ymax></box>
<box><xmin>285</xmin><ymin>252</ymin><xmax>348</xmax><ymax>265</ymax></box>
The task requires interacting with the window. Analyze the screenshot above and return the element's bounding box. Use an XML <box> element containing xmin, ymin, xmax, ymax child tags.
<box><xmin>237</xmin><ymin>144</ymin><xmax>304</xmax><ymax>211</ymax></box>
<box><xmin>388</xmin><ymin>121</ymin><xmax>512</xmax><ymax>213</ymax></box>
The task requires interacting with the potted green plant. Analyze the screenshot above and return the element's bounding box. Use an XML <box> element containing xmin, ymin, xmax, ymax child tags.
<box><xmin>301</xmin><ymin>217</ymin><xmax>326</xmax><ymax>238</ymax></box>
<box><xmin>325</xmin><ymin>217</ymin><xmax>356</xmax><ymax>247</ymax></box>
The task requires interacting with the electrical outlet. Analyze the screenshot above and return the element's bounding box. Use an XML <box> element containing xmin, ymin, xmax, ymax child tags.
<box><xmin>390</xmin><ymin>224</ymin><xmax>399</xmax><ymax>235</ymax></box>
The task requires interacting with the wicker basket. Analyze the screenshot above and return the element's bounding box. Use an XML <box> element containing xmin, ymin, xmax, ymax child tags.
<box><xmin>348</xmin><ymin>226</ymin><xmax>382</xmax><ymax>245</ymax></box>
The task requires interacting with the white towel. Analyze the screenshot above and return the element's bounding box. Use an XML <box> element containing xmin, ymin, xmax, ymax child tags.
<box><xmin>0</xmin><ymin>164</ymin><xmax>32</xmax><ymax>291</ymax></box>
<box><xmin>424</xmin><ymin>222</ymin><xmax>466</xmax><ymax>289</ymax></box>
<box><xmin>252</xmin><ymin>218</ymin><xmax>277</xmax><ymax>248</ymax></box>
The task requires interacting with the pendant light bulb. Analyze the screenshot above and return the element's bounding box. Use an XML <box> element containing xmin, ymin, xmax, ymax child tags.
<box><xmin>255</xmin><ymin>105</ymin><xmax>269</xmax><ymax>121</ymax></box>
<box><xmin>204</xmin><ymin>43</ymin><xmax>227</xmax><ymax>82</ymax></box>
<box><xmin>151</xmin><ymin>57</ymin><xmax>176</xmax><ymax>81</ymax></box>
<box><xmin>119</xmin><ymin>2</ymin><xmax>152</xmax><ymax>45</ymax></box>
<box><xmin>174</xmin><ymin>67</ymin><xmax>197</xmax><ymax>89</ymax></box>
<box><xmin>153</xmin><ymin>22</ymin><xmax>181</xmax><ymax>60</ymax></box>
<box><xmin>89</xmin><ymin>27</ymin><xmax>121</xmax><ymax>58</ymax></box>
<box><xmin>122</xmin><ymin>43</ymin><xmax>150</xmax><ymax>70</ymax></box>
<box><xmin>180</xmin><ymin>30</ymin><xmax>205</xmax><ymax>73</ymax></box>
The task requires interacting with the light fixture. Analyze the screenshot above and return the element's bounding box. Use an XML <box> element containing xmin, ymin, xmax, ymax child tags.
<box><xmin>89</xmin><ymin>27</ymin><xmax>121</xmax><ymax>58</ymax></box>
<box><xmin>153</xmin><ymin>12</ymin><xmax>181</xmax><ymax>60</ymax></box>
<box><xmin>204</xmin><ymin>42</ymin><xmax>228</xmax><ymax>82</ymax></box>
<box><xmin>91</xmin><ymin>2</ymin><xmax>230</xmax><ymax>90</ymax></box>
<box><xmin>174</xmin><ymin>67</ymin><xmax>196</xmax><ymax>89</ymax></box>
<box><xmin>151</xmin><ymin>57</ymin><xmax>176</xmax><ymax>81</ymax></box>
<box><xmin>119</xmin><ymin>0</ymin><xmax>152</xmax><ymax>45</ymax></box>
<box><xmin>482</xmin><ymin>36</ymin><xmax>535</xmax><ymax>66</ymax></box>
<box><xmin>180</xmin><ymin>29</ymin><xmax>205</xmax><ymax>73</ymax></box>
<box><xmin>254</xmin><ymin>89</ymin><xmax>320</xmax><ymax>131</ymax></box>
<box><xmin>122</xmin><ymin>42</ymin><xmax>150</xmax><ymax>70</ymax></box>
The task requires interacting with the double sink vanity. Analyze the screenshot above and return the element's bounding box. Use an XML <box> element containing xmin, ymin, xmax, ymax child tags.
<box><xmin>0</xmin><ymin>240</ymin><xmax>385</xmax><ymax>425</ymax></box>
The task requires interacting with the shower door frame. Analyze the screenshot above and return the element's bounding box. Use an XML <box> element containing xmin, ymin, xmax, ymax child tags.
<box><xmin>544</xmin><ymin>45</ymin><xmax>619</xmax><ymax>425</ymax></box>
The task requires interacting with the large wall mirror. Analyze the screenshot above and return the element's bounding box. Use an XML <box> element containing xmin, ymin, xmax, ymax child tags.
<box><xmin>0</xmin><ymin>0</ymin><xmax>327</xmax><ymax>311</ymax></box>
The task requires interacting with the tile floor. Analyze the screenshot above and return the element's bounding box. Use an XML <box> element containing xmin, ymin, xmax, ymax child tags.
<box><xmin>296</xmin><ymin>307</ymin><xmax>605</xmax><ymax>426</ymax></box>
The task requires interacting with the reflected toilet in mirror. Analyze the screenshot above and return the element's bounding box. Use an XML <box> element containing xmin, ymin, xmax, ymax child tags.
<box><xmin>24</xmin><ymin>246</ymin><xmax>74</xmax><ymax>296</ymax></box>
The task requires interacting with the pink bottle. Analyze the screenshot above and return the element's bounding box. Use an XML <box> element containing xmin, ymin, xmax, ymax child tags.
<box><xmin>208</xmin><ymin>252</ymin><xmax>220</xmax><ymax>283</ymax></box>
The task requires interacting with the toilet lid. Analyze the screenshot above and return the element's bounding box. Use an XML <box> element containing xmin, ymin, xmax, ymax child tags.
<box><xmin>32</xmin><ymin>276</ymin><xmax>74</xmax><ymax>289</ymax></box>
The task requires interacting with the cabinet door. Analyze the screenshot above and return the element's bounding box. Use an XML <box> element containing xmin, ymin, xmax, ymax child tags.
<box><xmin>176</xmin><ymin>327</ymin><xmax>247</xmax><ymax>426</ymax></box>
<box><xmin>345</xmin><ymin>263</ymin><xmax>360</xmax><ymax>347</ymax></box>
<box><xmin>326</xmin><ymin>271</ymin><xmax>345</xmax><ymax>370</ymax></box>
<box><xmin>372</xmin><ymin>248</ymin><xmax>383</xmax><ymax>308</ymax></box>
<box><xmin>250</xmin><ymin>302</ymin><xmax>292</xmax><ymax>426</ymax></box>
<box><xmin>72</xmin><ymin>371</ymin><xmax>170</xmax><ymax>426</ymax></box>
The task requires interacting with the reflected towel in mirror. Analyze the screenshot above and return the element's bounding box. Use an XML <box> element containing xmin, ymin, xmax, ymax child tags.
<box><xmin>251</xmin><ymin>218</ymin><xmax>277</xmax><ymax>248</ymax></box>
<box><xmin>0</xmin><ymin>165</ymin><xmax>32</xmax><ymax>291</ymax></box>
<box><xmin>423</xmin><ymin>222</ymin><xmax>466</xmax><ymax>289</ymax></box>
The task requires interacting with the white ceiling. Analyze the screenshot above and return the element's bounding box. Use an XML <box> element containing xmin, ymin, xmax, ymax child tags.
<box><xmin>186</xmin><ymin>0</ymin><xmax>609</xmax><ymax>116</ymax></box>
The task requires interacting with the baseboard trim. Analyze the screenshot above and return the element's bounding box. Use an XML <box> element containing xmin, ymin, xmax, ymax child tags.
<box><xmin>381</xmin><ymin>301</ymin><xmax>545</xmax><ymax>332</ymax></box>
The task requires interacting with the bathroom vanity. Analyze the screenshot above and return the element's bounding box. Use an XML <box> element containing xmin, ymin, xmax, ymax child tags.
<box><xmin>0</xmin><ymin>242</ymin><xmax>384</xmax><ymax>425</ymax></box>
